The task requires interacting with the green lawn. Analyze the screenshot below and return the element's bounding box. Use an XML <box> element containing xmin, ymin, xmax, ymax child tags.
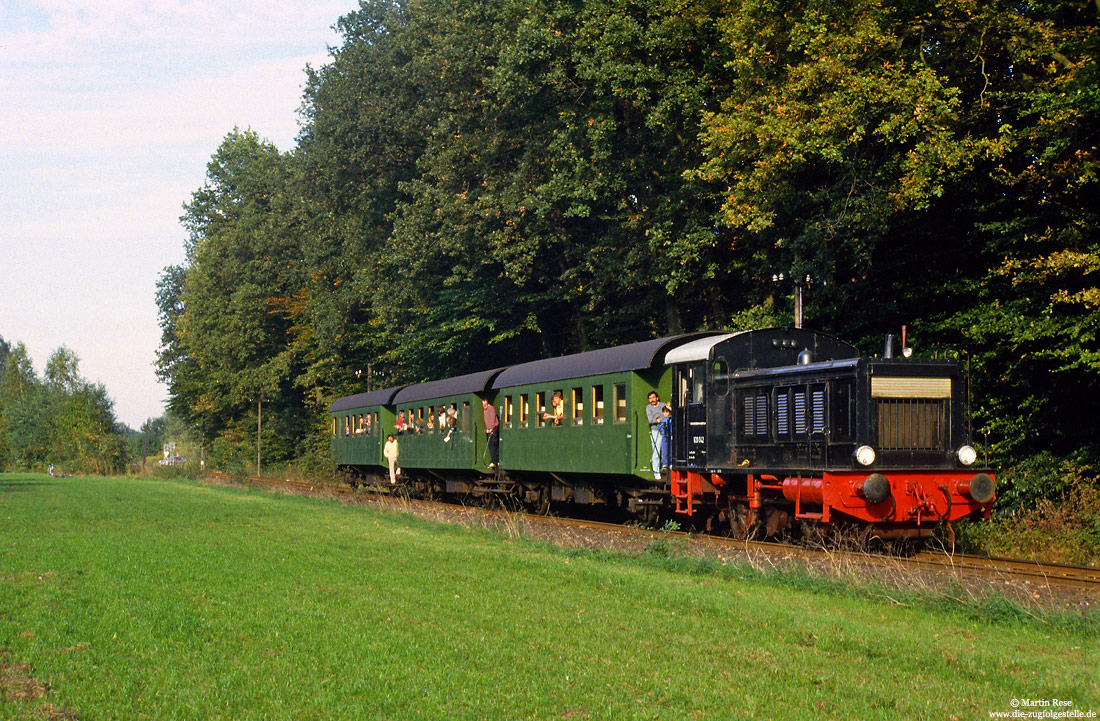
<box><xmin>1</xmin><ymin>474</ymin><xmax>1097</xmax><ymax>720</ymax></box>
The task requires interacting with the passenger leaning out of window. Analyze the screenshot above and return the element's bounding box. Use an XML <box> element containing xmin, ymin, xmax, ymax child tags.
<box><xmin>542</xmin><ymin>391</ymin><xmax>564</xmax><ymax>425</ymax></box>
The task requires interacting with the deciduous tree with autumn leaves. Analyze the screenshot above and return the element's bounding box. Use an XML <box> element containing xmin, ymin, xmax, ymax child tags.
<box><xmin>159</xmin><ymin>0</ymin><xmax>1098</xmax><ymax>509</ymax></box>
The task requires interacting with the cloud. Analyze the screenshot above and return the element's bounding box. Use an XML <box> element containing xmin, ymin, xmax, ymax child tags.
<box><xmin>0</xmin><ymin>0</ymin><xmax>359</xmax><ymax>428</ymax></box>
<box><xmin>4</xmin><ymin>53</ymin><xmax>325</xmax><ymax>155</ymax></box>
<box><xmin>3</xmin><ymin>0</ymin><xmax>348</xmax><ymax>62</ymax></box>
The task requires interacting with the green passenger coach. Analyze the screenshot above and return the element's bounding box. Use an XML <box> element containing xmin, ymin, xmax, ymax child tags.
<box><xmin>490</xmin><ymin>334</ymin><xmax>717</xmax><ymax>509</ymax></box>
<box><xmin>330</xmin><ymin>334</ymin><xmax>716</xmax><ymax>512</ymax></box>
<box><xmin>390</xmin><ymin>369</ymin><xmax>505</xmax><ymax>477</ymax></box>
<box><xmin>330</xmin><ymin>386</ymin><xmax>403</xmax><ymax>474</ymax></box>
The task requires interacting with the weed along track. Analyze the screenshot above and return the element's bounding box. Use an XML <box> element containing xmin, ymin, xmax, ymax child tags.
<box><xmin>207</xmin><ymin>472</ymin><xmax>1099</xmax><ymax>609</ymax></box>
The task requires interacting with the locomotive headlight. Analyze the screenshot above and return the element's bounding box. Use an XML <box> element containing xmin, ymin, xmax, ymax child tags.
<box><xmin>957</xmin><ymin>445</ymin><xmax>978</xmax><ymax>466</ymax></box>
<box><xmin>854</xmin><ymin>445</ymin><xmax>876</xmax><ymax>466</ymax></box>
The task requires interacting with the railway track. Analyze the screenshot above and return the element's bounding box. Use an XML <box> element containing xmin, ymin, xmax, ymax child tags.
<box><xmin>909</xmin><ymin>551</ymin><xmax>1100</xmax><ymax>592</ymax></box>
<box><xmin>202</xmin><ymin>472</ymin><xmax>1099</xmax><ymax>603</ymax></box>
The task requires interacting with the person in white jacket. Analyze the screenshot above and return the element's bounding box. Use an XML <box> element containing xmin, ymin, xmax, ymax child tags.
<box><xmin>383</xmin><ymin>434</ymin><xmax>399</xmax><ymax>485</ymax></box>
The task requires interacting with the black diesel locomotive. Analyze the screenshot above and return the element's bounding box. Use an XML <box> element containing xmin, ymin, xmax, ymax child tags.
<box><xmin>331</xmin><ymin>327</ymin><xmax>995</xmax><ymax>540</ymax></box>
<box><xmin>663</xmin><ymin>329</ymin><xmax>993</xmax><ymax>541</ymax></box>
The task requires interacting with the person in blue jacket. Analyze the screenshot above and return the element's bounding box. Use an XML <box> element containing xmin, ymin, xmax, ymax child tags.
<box><xmin>658</xmin><ymin>404</ymin><xmax>672</xmax><ymax>476</ymax></box>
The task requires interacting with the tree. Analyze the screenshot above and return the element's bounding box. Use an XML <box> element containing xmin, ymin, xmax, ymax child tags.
<box><xmin>292</xmin><ymin>0</ymin><xmax>429</xmax><ymax>397</ymax></box>
<box><xmin>158</xmin><ymin>0</ymin><xmax>1098</xmax><ymax>503</ymax></box>
<box><xmin>936</xmin><ymin>0</ymin><xmax>1100</xmax><ymax>473</ymax></box>
<box><xmin>0</xmin><ymin>344</ymin><xmax>128</xmax><ymax>473</ymax></box>
<box><xmin>0</xmin><ymin>342</ymin><xmax>38</xmax><ymax>469</ymax></box>
<box><xmin>165</xmin><ymin>129</ymin><xmax>311</xmax><ymax>467</ymax></box>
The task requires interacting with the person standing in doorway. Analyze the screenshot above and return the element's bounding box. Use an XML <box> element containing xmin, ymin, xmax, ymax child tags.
<box><xmin>659</xmin><ymin>404</ymin><xmax>672</xmax><ymax>474</ymax></box>
<box><xmin>645</xmin><ymin>391</ymin><xmax>668</xmax><ymax>480</ymax></box>
<box><xmin>482</xmin><ymin>398</ymin><xmax>500</xmax><ymax>469</ymax></box>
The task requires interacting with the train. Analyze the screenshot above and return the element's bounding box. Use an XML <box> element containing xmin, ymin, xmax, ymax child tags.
<box><xmin>330</xmin><ymin>327</ymin><xmax>995</xmax><ymax>542</ymax></box>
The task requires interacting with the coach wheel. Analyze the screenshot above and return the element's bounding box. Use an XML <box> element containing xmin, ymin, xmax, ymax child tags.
<box><xmin>533</xmin><ymin>488</ymin><xmax>550</xmax><ymax>516</ymax></box>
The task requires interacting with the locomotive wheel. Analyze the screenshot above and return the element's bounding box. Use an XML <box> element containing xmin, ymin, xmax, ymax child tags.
<box><xmin>800</xmin><ymin>522</ymin><xmax>826</xmax><ymax>548</ymax></box>
<box><xmin>728</xmin><ymin>504</ymin><xmax>758</xmax><ymax>539</ymax></box>
<box><xmin>764</xmin><ymin>506</ymin><xmax>791</xmax><ymax>538</ymax></box>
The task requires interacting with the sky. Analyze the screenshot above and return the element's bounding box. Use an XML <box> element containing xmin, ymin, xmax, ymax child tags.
<box><xmin>0</xmin><ymin>0</ymin><xmax>361</xmax><ymax>429</ymax></box>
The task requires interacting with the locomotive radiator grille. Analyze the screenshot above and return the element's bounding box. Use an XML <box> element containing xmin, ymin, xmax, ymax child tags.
<box><xmin>876</xmin><ymin>399</ymin><xmax>946</xmax><ymax>450</ymax></box>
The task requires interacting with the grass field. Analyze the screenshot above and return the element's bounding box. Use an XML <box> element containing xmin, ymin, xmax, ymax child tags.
<box><xmin>1</xmin><ymin>474</ymin><xmax>1097</xmax><ymax>720</ymax></box>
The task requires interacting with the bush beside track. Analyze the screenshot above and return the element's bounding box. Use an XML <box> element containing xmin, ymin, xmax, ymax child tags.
<box><xmin>956</xmin><ymin>477</ymin><xmax>1100</xmax><ymax>567</ymax></box>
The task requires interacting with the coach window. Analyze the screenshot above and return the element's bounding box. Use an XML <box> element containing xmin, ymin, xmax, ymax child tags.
<box><xmin>461</xmin><ymin>402</ymin><xmax>470</xmax><ymax>433</ymax></box>
<box><xmin>520</xmin><ymin>394</ymin><xmax>529</xmax><ymax>428</ymax></box>
<box><xmin>678</xmin><ymin>364</ymin><xmax>705</xmax><ymax>406</ymax></box>
<box><xmin>592</xmin><ymin>385</ymin><xmax>605</xmax><ymax>425</ymax></box>
<box><xmin>332</xmin><ymin>417</ymin><xmax>337</xmax><ymax>436</ymax></box>
<box><xmin>614</xmin><ymin>383</ymin><xmax>627</xmax><ymax>423</ymax></box>
<box><xmin>503</xmin><ymin>396</ymin><xmax>513</xmax><ymax>429</ymax></box>
<box><xmin>572</xmin><ymin>387</ymin><xmax>584</xmax><ymax>425</ymax></box>
<box><xmin>535</xmin><ymin>391</ymin><xmax>546</xmax><ymax>427</ymax></box>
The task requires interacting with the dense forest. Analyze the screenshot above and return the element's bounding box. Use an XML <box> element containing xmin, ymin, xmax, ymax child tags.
<box><xmin>157</xmin><ymin>0</ymin><xmax>1098</xmax><ymax>511</ymax></box>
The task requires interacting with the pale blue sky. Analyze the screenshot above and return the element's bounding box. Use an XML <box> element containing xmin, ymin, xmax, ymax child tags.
<box><xmin>1</xmin><ymin>0</ymin><xmax>360</xmax><ymax>428</ymax></box>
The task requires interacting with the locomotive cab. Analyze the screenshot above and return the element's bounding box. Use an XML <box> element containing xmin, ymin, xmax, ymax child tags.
<box><xmin>667</xmin><ymin>328</ymin><xmax>860</xmax><ymax>473</ymax></box>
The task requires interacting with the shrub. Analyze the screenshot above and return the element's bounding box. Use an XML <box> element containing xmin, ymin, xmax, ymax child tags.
<box><xmin>993</xmin><ymin>450</ymin><xmax>1097</xmax><ymax>514</ymax></box>
<box><xmin>959</xmin><ymin>475</ymin><xmax>1100</xmax><ymax>565</ymax></box>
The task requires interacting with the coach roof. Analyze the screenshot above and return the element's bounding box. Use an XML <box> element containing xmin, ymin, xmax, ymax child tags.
<box><xmin>492</xmin><ymin>333</ymin><xmax>720</xmax><ymax>389</ymax></box>
<box><xmin>393</xmin><ymin>368</ymin><xmax>507</xmax><ymax>405</ymax></box>
<box><xmin>663</xmin><ymin>332</ymin><xmax>740</xmax><ymax>364</ymax></box>
<box><xmin>329</xmin><ymin>385</ymin><xmax>405</xmax><ymax>413</ymax></box>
